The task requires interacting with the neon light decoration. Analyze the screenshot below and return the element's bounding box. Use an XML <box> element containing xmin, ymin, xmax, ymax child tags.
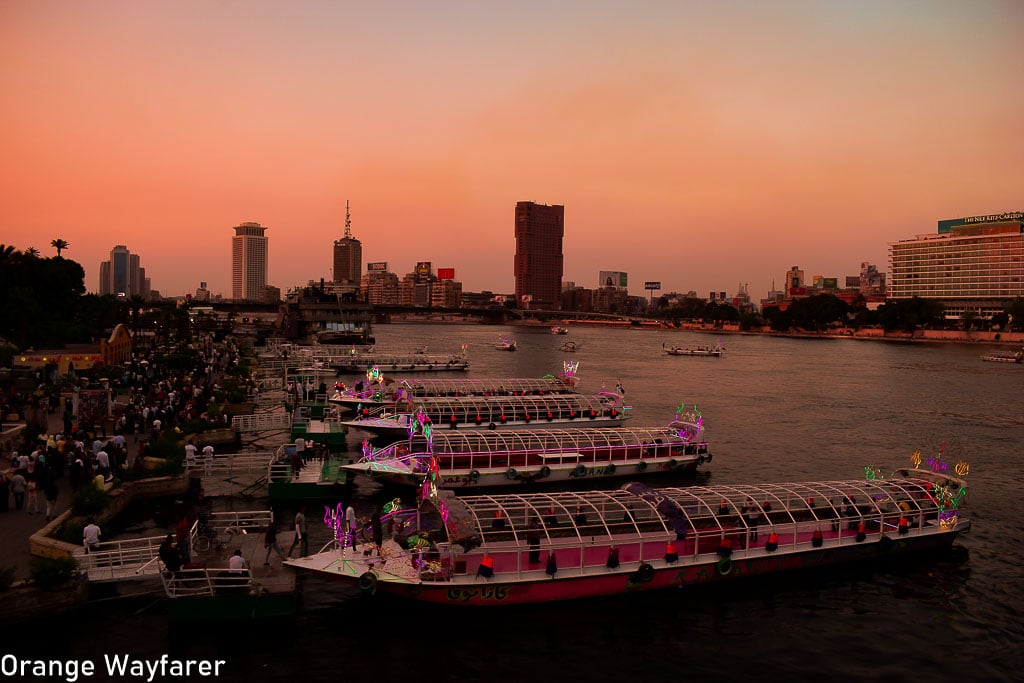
<box><xmin>955</xmin><ymin>461</ymin><xmax>970</xmax><ymax>477</ymax></box>
<box><xmin>864</xmin><ymin>466</ymin><xmax>882</xmax><ymax>480</ymax></box>
<box><xmin>323</xmin><ymin>503</ymin><xmax>346</xmax><ymax>544</ymax></box>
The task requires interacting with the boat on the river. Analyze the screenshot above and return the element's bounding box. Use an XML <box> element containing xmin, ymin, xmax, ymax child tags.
<box><xmin>286</xmin><ymin>461</ymin><xmax>970</xmax><ymax>606</ymax></box>
<box><xmin>560</xmin><ymin>340</ymin><xmax>578</xmax><ymax>352</ymax></box>
<box><xmin>551</xmin><ymin>325</ymin><xmax>569</xmax><ymax>335</ymax></box>
<box><xmin>329</xmin><ymin>363</ymin><xmax>581</xmax><ymax>413</ymax></box>
<box><xmin>980</xmin><ymin>347</ymin><xmax>1023</xmax><ymax>363</ymax></box>
<box><xmin>340</xmin><ymin>391</ymin><xmax>629</xmax><ymax>440</ymax></box>
<box><xmin>495</xmin><ymin>336</ymin><xmax>517</xmax><ymax>351</ymax></box>
<box><xmin>664</xmin><ymin>341</ymin><xmax>725</xmax><ymax>357</ymax></box>
<box><xmin>342</xmin><ymin>409</ymin><xmax>709</xmax><ymax>488</ymax></box>
<box><xmin>331</xmin><ymin>349</ymin><xmax>470</xmax><ymax>374</ymax></box>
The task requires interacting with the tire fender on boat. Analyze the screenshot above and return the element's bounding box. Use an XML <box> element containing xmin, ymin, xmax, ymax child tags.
<box><xmin>716</xmin><ymin>558</ymin><xmax>732</xmax><ymax>576</ymax></box>
<box><xmin>636</xmin><ymin>563</ymin><xmax>655</xmax><ymax>583</ymax></box>
<box><xmin>539</xmin><ymin>466</ymin><xmax>551</xmax><ymax>478</ymax></box>
<box><xmin>606</xmin><ymin>463</ymin><xmax>616</xmax><ymax>474</ymax></box>
<box><xmin>705</xmin><ymin>453</ymin><xmax>713</xmax><ymax>464</ymax></box>
<box><xmin>878</xmin><ymin>534</ymin><xmax>893</xmax><ymax>552</ymax></box>
<box><xmin>358</xmin><ymin>572</ymin><xmax>378</xmax><ymax>595</ymax></box>
<box><xmin>506</xmin><ymin>467</ymin><xmax>519</xmax><ymax>480</ymax></box>
<box><xmin>697</xmin><ymin>455</ymin><xmax>705</xmax><ymax>466</ymax></box>
<box><xmin>668</xmin><ymin>459</ymin><xmax>679</xmax><ymax>469</ymax></box>
<box><xmin>636</xmin><ymin>460</ymin><xmax>648</xmax><ymax>472</ymax></box>
<box><xmin>469</xmin><ymin>469</ymin><xmax>480</xmax><ymax>482</ymax></box>
<box><xmin>574</xmin><ymin>463</ymin><xmax>587</xmax><ymax>477</ymax></box>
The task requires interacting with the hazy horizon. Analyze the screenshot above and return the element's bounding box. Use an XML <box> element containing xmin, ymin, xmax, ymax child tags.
<box><xmin>2</xmin><ymin>1</ymin><xmax>1022</xmax><ymax>300</ymax></box>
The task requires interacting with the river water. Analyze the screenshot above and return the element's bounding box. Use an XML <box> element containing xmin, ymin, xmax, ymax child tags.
<box><xmin>9</xmin><ymin>324</ymin><xmax>1023</xmax><ymax>682</ymax></box>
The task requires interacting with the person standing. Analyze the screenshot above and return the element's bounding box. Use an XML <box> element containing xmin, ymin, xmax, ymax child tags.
<box><xmin>83</xmin><ymin>518</ymin><xmax>102</xmax><ymax>553</ymax></box>
<box><xmin>44</xmin><ymin>478</ymin><xmax>59</xmax><ymax>521</ymax></box>
<box><xmin>202</xmin><ymin>444</ymin><xmax>214</xmax><ymax>476</ymax></box>
<box><xmin>175</xmin><ymin>514</ymin><xmax>192</xmax><ymax>565</ymax></box>
<box><xmin>370</xmin><ymin>507</ymin><xmax>384</xmax><ymax>556</ymax></box>
<box><xmin>287</xmin><ymin>506</ymin><xmax>308</xmax><ymax>559</ymax></box>
<box><xmin>10</xmin><ymin>472</ymin><xmax>26</xmax><ymax>511</ymax></box>
<box><xmin>159</xmin><ymin>534</ymin><xmax>182</xmax><ymax>575</ymax></box>
<box><xmin>263</xmin><ymin>520</ymin><xmax>285</xmax><ymax>566</ymax></box>
<box><xmin>25</xmin><ymin>477</ymin><xmax>39</xmax><ymax>515</ymax></box>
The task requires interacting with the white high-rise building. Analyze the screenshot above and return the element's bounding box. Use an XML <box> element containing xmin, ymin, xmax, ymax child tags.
<box><xmin>232</xmin><ymin>222</ymin><xmax>268</xmax><ymax>300</ymax></box>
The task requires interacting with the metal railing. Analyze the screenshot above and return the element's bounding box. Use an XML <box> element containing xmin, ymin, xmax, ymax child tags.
<box><xmin>184</xmin><ymin>451</ymin><xmax>277</xmax><ymax>477</ymax></box>
<box><xmin>76</xmin><ymin>534</ymin><xmax>167</xmax><ymax>582</ymax></box>
<box><xmin>232</xmin><ymin>413</ymin><xmax>293</xmax><ymax>432</ymax></box>
<box><xmin>162</xmin><ymin>567</ymin><xmax>255</xmax><ymax>598</ymax></box>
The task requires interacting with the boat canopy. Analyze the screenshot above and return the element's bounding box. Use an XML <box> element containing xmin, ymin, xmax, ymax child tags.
<box><xmin>409</xmin><ymin>393</ymin><xmax>621</xmax><ymax>412</ymax></box>
<box><xmin>383</xmin><ymin>426</ymin><xmax>702</xmax><ymax>458</ymax></box>
<box><xmin>396</xmin><ymin>377</ymin><xmax>577</xmax><ymax>398</ymax></box>
<box><xmin>433</xmin><ymin>478</ymin><xmax>953</xmax><ymax>548</ymax></box>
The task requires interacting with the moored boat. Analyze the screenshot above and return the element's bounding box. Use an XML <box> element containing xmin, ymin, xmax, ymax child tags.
<box><xmin>340</xmin><ymin>392</ymin><xmax>629</xmax><ymax>440</ymax></box>
<box><xmin>551</xmin><ymin>325</ymin><xmax>569</xmax><ymax>335</ymax></box>
<box><xmin>343</xmin><ymin>411</ymin><xmax>709</xmax><ymax>488</ymax></box>
<box><xmin>329</xmin><ymin>363</ymin><xmax>581</xmax><ymax>412</ymax></box>
<box><xmin>286</xmin><ymin>461</ymin><xmax>970</xmax><ymax>606</ymax></box>
<box><xmin>980</xmin><ymin>347</ymin><xmax>1023</xmax><ymax>363</ymax></box>
<box><xmin>332</xmin><ymin>350</ymin><xmax>470</xmax><ymax>374</ymax></box>
<box><xmin>664</xmin><ymin>341</ymin><xmax>725</xmax><ymax>357</ymax></box>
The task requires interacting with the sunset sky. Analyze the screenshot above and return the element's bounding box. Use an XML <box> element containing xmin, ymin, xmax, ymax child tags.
<box><xmin>2</xmin><ymin>1</ymin><xmax>1022</xmax><ymax>301</ymax></box>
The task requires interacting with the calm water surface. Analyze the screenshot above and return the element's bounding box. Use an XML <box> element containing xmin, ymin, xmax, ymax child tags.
<box><xmin>12</xmin><ymin>325</ymin><xmax>1024</xmax><ymax>681</ymax></box>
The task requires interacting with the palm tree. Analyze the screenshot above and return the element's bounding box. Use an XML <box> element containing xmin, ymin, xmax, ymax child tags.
<box><xmin>25</xmin><ymin>247</ymin><xmax>39</xmax><ymax>257</ymax></box>
<box><xmin>50</xmin><ymin>238</ymin><xmax>69</xmax><ymax>257</ymax></box>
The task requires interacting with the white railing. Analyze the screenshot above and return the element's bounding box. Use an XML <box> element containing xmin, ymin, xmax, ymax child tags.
<box><xmin>76</xmin><ymin>535</ymin><xmax>166</xmax><ymax>582</ymax></box>
<box><xmin>184</xmin><ymin>451</ymin><xmax>277</xmax><ymax>477</ymax></box>
<box><xmin>162</xmin><ymin>567</ymin><xmax>254</xmax><ymax>598</ymax></box>
<box><xmin>232</xmin><ymin>413</ymin><xmax>292</xmax><ymax>432</ymax></box>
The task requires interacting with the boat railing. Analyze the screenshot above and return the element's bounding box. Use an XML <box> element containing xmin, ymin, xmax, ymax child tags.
<box><xmin>184</xmin><ymin>450</ymin><xmax>277</xmax><ymax>477</ymax></box>
<box><xmin>162</xmin><ymin>567</ymin><xmax>255</xmax><ymax>598</ymax></box>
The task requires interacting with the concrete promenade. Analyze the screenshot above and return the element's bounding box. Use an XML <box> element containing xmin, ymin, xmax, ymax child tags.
<box><xmin>0</xmin><ymin>410</ymin><xmax>141</xmax><ymax>581</ymax></box>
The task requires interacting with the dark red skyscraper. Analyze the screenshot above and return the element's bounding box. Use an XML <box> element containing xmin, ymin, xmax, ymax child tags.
<box><xmin>514</xmin><ymin>201</ymin><xmax>564</xmax><ymax>310</ymax></box>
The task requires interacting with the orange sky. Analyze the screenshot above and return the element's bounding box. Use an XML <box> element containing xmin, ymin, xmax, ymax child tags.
<box><xmin>2</xmin><ymin>1</ymin><xmax>1022</xmax><ymax>300</ymax></box>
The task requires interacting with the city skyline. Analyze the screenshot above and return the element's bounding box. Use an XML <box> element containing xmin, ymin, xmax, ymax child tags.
<box><xmin>2</xmin><ymin>1</ymin><xmax>1022</xmax><ymax>300</ymax></box>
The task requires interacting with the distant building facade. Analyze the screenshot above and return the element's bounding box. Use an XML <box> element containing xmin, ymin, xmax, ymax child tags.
<box><xmin>514</xmin><ymin>201</ymin><xmax>564</xmax><ymax>310</ymax></box>
<box><xmin>332</xmin><ymin>201</ymin><xmax>362</xmax><ymax>285</ymax></box>
<box><xmin>98</xmin><ymin>245</ymin><xmax>149</xmax><ymax>298</ymax></box>
<box><xmin>231</xmin><ymin>222</ymin><xmax>268</xmax><ymax>301</ymax></box>
<box><xmin>889</xmin><ymin>211</ymin><xmax>1024</xmax><ymax>318</ymax></box>
<box><xmin>361</xmin><ymin>262</ymin><xmax>401</xmax><ymax>305</ymax></box>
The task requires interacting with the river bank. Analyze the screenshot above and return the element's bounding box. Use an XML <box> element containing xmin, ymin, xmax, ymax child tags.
<box><xmin>385</xmin><ymin>314</ymin><xmax>1024</xmax><ymax>346</ymax></box>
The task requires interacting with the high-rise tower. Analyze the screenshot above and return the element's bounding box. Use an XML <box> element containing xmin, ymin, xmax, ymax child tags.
<box><xmin>232</xmin><ymin>222</ymin><xmax>268</xmax><ymax>300</ymax></box>
<box><xmin>99</xmin><ymin>245</ymin><xmax>148</xmax><ymax>297</ymax></box>
<box><xmin>333</xmin><ymin>201</ymin><xmax>362</xmax><ymax>285</ymax></box>
<box><xmin>514</xmin><ymin>201</ymin><xmax>564</xmax><ymax>310</ymax></box>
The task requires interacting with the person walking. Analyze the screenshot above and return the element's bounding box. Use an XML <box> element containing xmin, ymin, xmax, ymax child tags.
<box><xmin>263</xmin><ymin>520</ymin><xmax>286</xmax><ymax>566</ymax></box>
<box><xmin>287</xmin><ymin>506</ymin><xmax>308</xmax><ymax>559</ymax></box>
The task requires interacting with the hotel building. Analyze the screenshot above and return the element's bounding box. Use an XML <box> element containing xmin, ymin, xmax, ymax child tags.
<box><xmin>231</xmin><ymin>222</ymin><xmax>268</xmax><ymax>301</ymax></box>
<box><xmin>888</xmin><ymin>212</ymin><xmax>1024</xmax><ymax>318</ymax></box>
<box><xmin>514</xmin><ymin>201</ymin><xmax>564</xmax><ymax>310</ymax></box>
